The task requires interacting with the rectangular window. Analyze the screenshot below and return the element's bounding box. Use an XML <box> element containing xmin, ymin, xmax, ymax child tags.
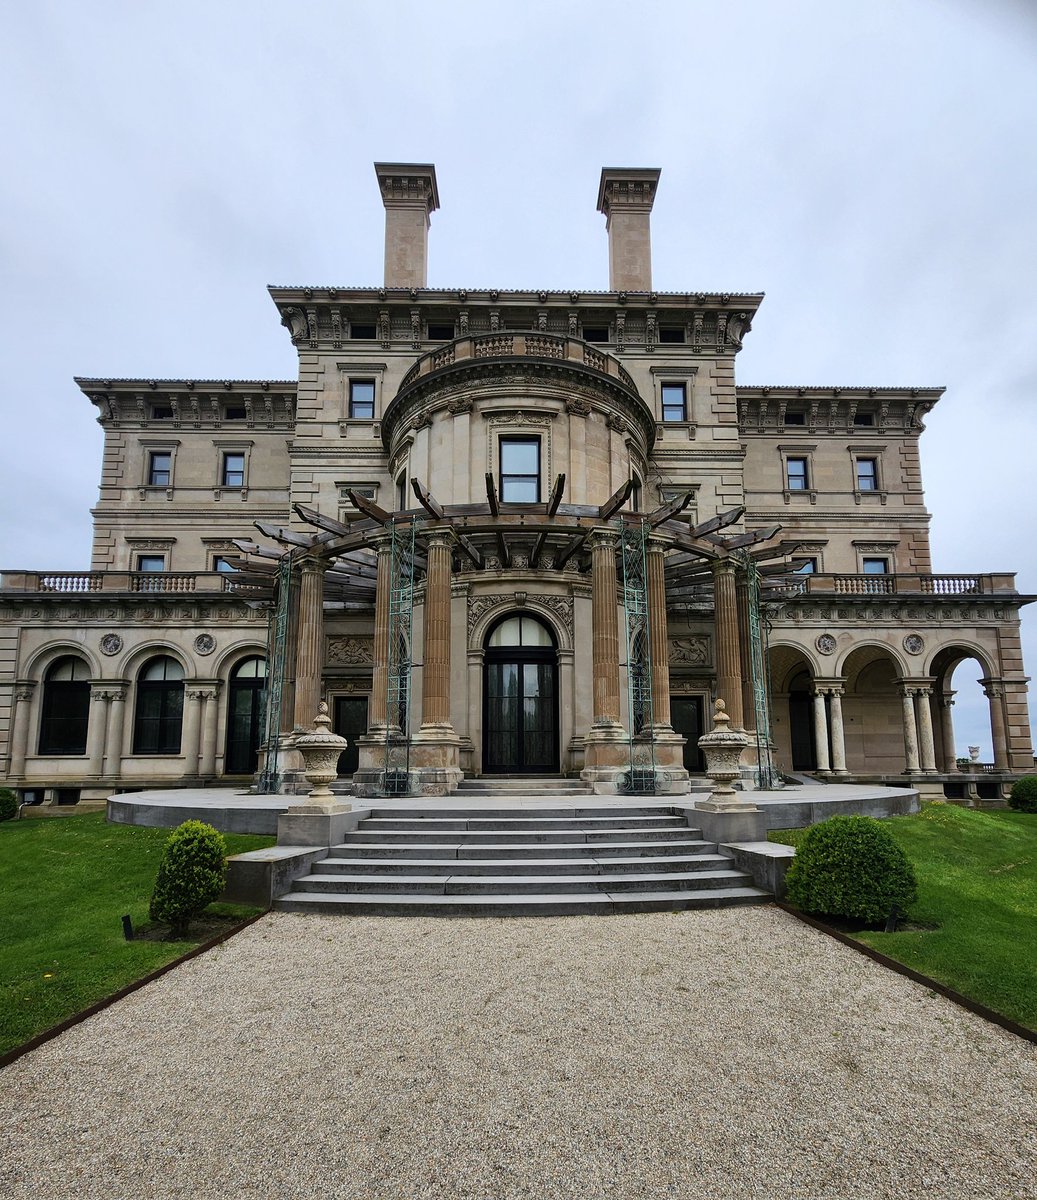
<box><xmin>151</xmin><ymin>404</ymin><xmax>174</xmax><ymax>420</ymax></box>
<box><xmin>853</xmin><ymin>411</ymin><xmax>875</xmax><ymax>427</ymax></box>
<box><xmin>862</xmin><ymin>557</ymin><xmax>889</xmax><ymax>574</ymax></box>
<box><xmin>349</xmin><ymin>380</ymin><xmax>375</xmax><ymax>419</ymax></box>
<box><xmin>792</xmin><ymin>557</ymin><xmax>818</xmax><ymax>574</ymax></box>
<box><xmin>786</xmin><ymin>457</ymin><xmax>809</xmax><ymax>490</ymax></box>
<box><xmin>213</xmin><ymin>556</ymin><xmax>235</xmax><ymax>573</ymax></box>
<box><xmin>783</xmin><ymin>411</ymin><xmax>806</xmax><ymax>426</ymax></box>
<box><xmin>658</xmin><ymin>327</ymin><xmax>685</xmax><ymax>343</ymax></box>
<box><xmin>661</xmin><ymin>383</ymin><xmax>687</xmax><ymax>422</ymax></box>
<box><xmin>427</xmin><ymin>322</ymin><xmax>455</xmax><ymax>340</ymax></box>
<box><xmin>137</xmin><ymin>554</ymin><xmax>165</xmax><ymax>572</ymax></box>
<box><xmin>349</xmin><ymin>323</ymin><xmax>377</xmax><ymax>339</ymax></box>
<box><xmin>222</xmin><ymin>452</ymin><xmax>245</xmax><ymax>488</ymax></box>
<box><xmin>148</xmin><ymin>452</ymin><xmax>171</xmax><ymax>486</ymax></box>
<box><xmin>224</xmin><ymin>404</ymin><xmax>248</xmax><ymax>421</ymax></box>
<box><xmin>582</xmin><ymin>326</ymin><xmax>609</xmax><ymax>342</ymax></box>
<box><xmin>500</xmin><ymin>438</ymin><xmax>540</xmax><ymax>503</ymax></box>
<box><xmin>856</xmin><ymin>458</ymin><xmax>878</xmax><ymax>491</ymax></box>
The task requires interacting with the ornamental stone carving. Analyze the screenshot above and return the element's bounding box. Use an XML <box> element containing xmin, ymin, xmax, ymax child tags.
<box><xmin>467</xmin><ymin>593</ymin><xmax>574</xmax><ymax>642</ymax></box>
<box><xmin>194</xmin><ymin>633</ymin><xmax>216</xmax><ymax>655</ymax></box>
<box><xmin>903</xmin><ymin>634</ymin><xmax>925</xmax><ymax>655</ymax></box>
<box><xmin>326</xmin><ymin>636</ymin><xmax>374</xmax><ymax>665</ymax></box>
<box><xmin>816</xmin><ymin>633</ymin><xmax>837</xmax><ymax>655</ymax></box>
<box><xmin>669</xmin><ymin>635</ymin><xmax>710</xmax><ymax>666</ymax></box>
<box><xmin>100</xmin><ymin>633</ymin><xmax>123</xmax><ymax>656</ymax></box>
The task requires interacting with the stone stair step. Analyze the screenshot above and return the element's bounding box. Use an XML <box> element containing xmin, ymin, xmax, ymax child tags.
<box><xmin>346</xmin><ymin>827</ymin><xmax>696</xmax><ymax>845</ymax></box>
<box><xmin>327</xmin><ymin>838</ymin><xmax>714</xmax><ymax>860</ymax></box>
<box><xmin>273</xmin><ymin>887</ymin><xmax>771</xmax><ymax>917</ymax></box>
<box><xmin>365</xmin><ymin>806</ymin><xmax>681</xmax><ymax>820</ymax></box>
<box><xmin>360</xmin><ymin>815</ymin><xmax>688</xmax><ymax>832</ymax></box>
<box><xmin>315</xmin><ymin>851</ymin><xmax>727</xmax><ymax>876</ymax></box>
<box><xmin>293</xmin><ymin>869</ymin><xmax>753</xmax><ymax>896</ymax></box>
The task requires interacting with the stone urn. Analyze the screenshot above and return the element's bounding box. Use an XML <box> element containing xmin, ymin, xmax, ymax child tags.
<box><xmin>697</xmin><ymin>698</ymin><xmax>752</xmax><ymax>810</ymax></box>
<box><xmin>294</xmin><ymin>702</ymin><xmax>348</xmax><ymax>802</ymax></box>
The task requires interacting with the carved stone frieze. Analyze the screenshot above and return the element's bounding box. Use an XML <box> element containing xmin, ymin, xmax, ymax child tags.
<box><xmin>326</xmin><ymin>635</ymin><xmax>374</xmax><ymax>665</ymax></box>
<box><xmin>669</xmin><ymin>635</ymin><xmax>711</xmax><ymax>666</ymax></box>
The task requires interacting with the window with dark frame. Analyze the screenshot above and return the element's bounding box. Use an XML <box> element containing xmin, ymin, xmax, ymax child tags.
<box><xmin>786</xmin><ymin>457</ymin><xmax>809</xmax><ymax>490</ymax></box>
<box><xmin>151</xmin><ymin>404</ymin><xmax>174</xmax><ymax>420</ymax></box>
<box><xmin>853</xmin><ymin>411</ymin><xmax>875</xmax><ymax>427</ymax></box>
<box><xmin>500</xmin><ymin>437</ymin><xmax>540</xmax><ymax>503</ymax></box>
<box><xmin>349</xmin><ymin>380</ymin><xmax>375</xmax><ymax>419</ymax></box>
<box><xmin>132</xmin><ymin>656</ymin><xmax>185</xmax><ymax>755</ymax></box>
<box><xmin>349</xmin><ymin>323</ymin><xmax>377</xmax><ymax>339</ymax></box>
<box><xmin>862</xmin><ymin>557</ymin><xmax>890</xmax><ymax>574</ymax></box>
<box><xmin>427</xmin><ymin>322</ymin><xmax>455</xmax><ymax>341</ymax></box>
<box><xmin>658</xmin><ymin>327</ymin><xmax>685</xmax><ymax>343</ymax></box>
<box><xmin>783</xmin><ymin>410</ymin><xmax>806</xmax><ymax>426</ymax></box>
<box><xmin>224</xmin><ymin>404</ymin><xmax>248</xmax><ymax>421</ymax></box>
<box><xmin>856</xmin><ymin>458</ymin><xmax>878</xmax><ymax>491</ymax></box>
<box><xmin>222</xmin><ymin>452</ymin><xmax>245</xmax><ymax>488</ymax></box>
<box><xmin>582</xmin><ymin>326</ymin><xmax>609</xmax><ymax>343</ymax></box>
<box><xmin>661</xmin><ymin>383</ymin><xmax>687</xmax><ymax>422</ymax></box>
<box><xmin>396</xmin><ymin>474</ymin><xmax>407</xmax><ymax>511</ymax></box>
<box><xmin>136</xmin><ymin>554</ymin><xmax>165</xmax><ymax>573</ymax></box>
<box><xmin>148</xmin><ymin>451</ymin><xmax>171</xmax><ymax>486</ymax></box>
<box><xmin>38</xmin><ymin>656</ymin><xmax>91</xmax><ymax>756</ymax></box>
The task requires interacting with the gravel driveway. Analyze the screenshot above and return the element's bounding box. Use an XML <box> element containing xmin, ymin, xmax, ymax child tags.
<box><xmin>2</xmin><ymin>906</ymin><xmax>1035</xmax><ymax>1200</ymax></box>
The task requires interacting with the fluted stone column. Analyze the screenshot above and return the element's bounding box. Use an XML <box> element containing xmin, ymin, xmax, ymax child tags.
<box><xmin>938</xmin><ymin>690</ymin><xmax>957</xmax><ymax>772</ymax></box>
<box><xmin>293</xmin><ymin>556</ymin><xmax>327</xmax><ymax>730</ymax></box>
<box><xmin>182</xmin><ymin>687</ymin><xmax>205</xmax><ymax>775</ymax></box>
<box><xmin>420</xmin><ymin>531</ymin><xmax>453</xmax><ymax>731</ymax></box>
<box><xmin>828</xmin><ymin>686</ymin><xmax>848</xmax><ymax>775</ymax></box>
<box><xmin>915</xmin><ymin>686</ymin><xmax>937</xmax><ymax>773</ymax></box>
<box><xmin>901</xmin><ymin>684</ymin><xmax>921</xmax><ymax>773</ymax></box>
<box><xmin>735</xmin><ymin>572</ymin><xmax>755</xmax><ymax>734</ymax></box>
<box><xmin>590</xmin><ymin>530</ymin><xmax>622</xmax><ymax>728</ymax></box>
<box><xmin>712</xmin><ymin>560</ymin><xmax>743</xmax><ymax>730</ymax></box>
<box><xmin>369</xmin><ymin>535</ymin><xmax>394</xmax><ymax>732</ymax></box>
<box><xmin>199</xmin><ymin>688</ymin><xmax>219</xmax><ymax>777</ymax></box>
<box><xmin>982</xmin><ymin>680</ymin><xmax>1010</xmax><ymax>769</ymax></box>
<box><xmin>644</xmin><ymin>536</ymin><xmax>688</xmax><ymax>792</ymax></box>
<box><xmin>812</xmin><ymin>689</ymin><xmax>831</xmax><ymax>773</ymax></box>
<box><xmin>9</xmin><ymin>682</ymin><xmax>36</xmax><ymax>777</ymax></box>
<box><xmin>104</xmin><ymin>686</ymin><xmax>127</xmax><ymax>777</ymax></box>
<box><xmin>87</xmin><ymin>686</ymin><xmax>109</xmax><ymax>776</ymax></box>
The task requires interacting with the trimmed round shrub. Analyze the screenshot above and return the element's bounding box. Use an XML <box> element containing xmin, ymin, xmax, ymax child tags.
<box><xmin>785</xmin><ymin>814</ymin><xmax>917</xmax><ymax>925</ymax></box>
<box><xmin>0</xmin><ymin>788</ymin><xmax>18</xmax><ymax>822</ymax></box>
<box><xmin>1008</xmin><ymin>776</ymin><xmax>1037</xmax><ymax>813</ymax></box>
<box><xmin>150</xmin><ymin>820</ymin><xmax>227</xmax><ymax>937</ymax></box>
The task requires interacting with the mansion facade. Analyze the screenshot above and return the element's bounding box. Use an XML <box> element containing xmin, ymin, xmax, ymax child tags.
<box><xmin>1</xmin><ymin>164</ymin><xmax>1032</xmax><ymax>803</ymax></box>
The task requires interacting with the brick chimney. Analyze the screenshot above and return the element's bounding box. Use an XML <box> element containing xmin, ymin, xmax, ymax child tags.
<box><xmin>374</xmin><ymin>162</ymin><xmax>440</xmax><ymax>289</ymax></box>
<box><xmin>596</xmin><ymin>168</ymin><xmax>661</xmax><ymax>292</ymax></box>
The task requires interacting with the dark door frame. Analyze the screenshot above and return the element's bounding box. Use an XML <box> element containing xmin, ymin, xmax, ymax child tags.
<box><xmin>482</xmin><ymin>647</ymin><xmax>559</xmax><ymax>775</ymax></box>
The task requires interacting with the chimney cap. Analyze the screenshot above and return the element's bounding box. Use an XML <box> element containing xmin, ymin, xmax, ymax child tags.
<box><xmin>596</xmin><ymin>167</ymin><xmax>661</xmax><ymax>216</ymax></box>
<box><xmin>374</xmin><ymin>162</ymin><xmax>440</xmax><ymax>213</ymax></box>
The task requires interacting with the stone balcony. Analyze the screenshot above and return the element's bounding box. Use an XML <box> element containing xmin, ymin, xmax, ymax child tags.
<box><xmin>0</xmin><ymin>570</ymin><xmax>264</xmax><ymax>596</ymax></box>
<box><xmin>796</xmin><ymin>572</ymin><xmax>1020</xmax><ymax>597</ymax></box>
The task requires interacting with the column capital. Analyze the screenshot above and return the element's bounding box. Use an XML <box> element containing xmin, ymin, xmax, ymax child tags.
<box><xmin>645</xmin><ymin>532</ymin><xmax>676</xmax><ymax>555</ymax></box>
<box><xmin>423</xmin><ymin>528</ymin><xmax>454</xmax><ymax>551</ymax></box>
<box><xmin>298</xmin><ymin>554</ymin><xmax>328</xmax><ymax>576</ymax></box>
<box><xmin>979</xmin><ymin>677</ymin><xmax>1006</xmax><ymax>699</ymax></box>
<box><xmin>14</xmin><ymin>680</ymin><xmax>37</xmax><ymax>701</ymax></box>
<box><xmin>589</xmin><ymin>528</ymin><xmax>620</xmax><ymax>551</ymax></box>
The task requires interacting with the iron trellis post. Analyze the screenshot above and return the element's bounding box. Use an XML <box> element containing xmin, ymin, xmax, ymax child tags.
<box><xmin>383</xmin><ymin>517</ymin><xmax>416</xmax><ymax>795</ymax></box>
<box><xmin>739</xmin><ymin>551</ymin><xmax>778</xmax><ymax>790</ymax></box>
<box><xmin>619</xmin><ymin>517</ymin><xmax>656</xmax><ymax>795</ymax></box>
<box><xmin>257</xmin><ymin>551</ymin><xmax>292</xmax><ymax>794</ymax></box>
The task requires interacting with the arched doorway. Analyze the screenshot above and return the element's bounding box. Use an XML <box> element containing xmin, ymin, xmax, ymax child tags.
<box><xmin>225</xmin><ymin>656</ymin><xmax>267</xmax><ymax>774</ymax></box>
<box><xmin>483</xmin><ymin>613</ymin><xmax>559</xmax><ymax>774</ymax></box>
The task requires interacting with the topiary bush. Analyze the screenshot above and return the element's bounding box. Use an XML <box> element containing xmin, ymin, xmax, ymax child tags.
<box><xmin>1008</xmin><ymin>776</ymin><xmax>1037</xmax><ymax>813</ymax></box>
<box><xmin>785</xmin><ymin>814</ymin><xmax>917</xmax><ymax>926</ymax></box>
<box><xmin>149</xmin><ymin>820</ymin><xmax>227</xmax><ymax>937</ymax></box>
<box><xmin>0</xmin><ymin>787</ymin><xmax>18</xmax><ymax>822</ymax></box>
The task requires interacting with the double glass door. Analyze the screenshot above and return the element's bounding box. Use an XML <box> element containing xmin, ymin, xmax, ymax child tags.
<box><xmin>484</xmin><ymin>655</ymin><xmax>558</xmax><ymax>774</ymax></box>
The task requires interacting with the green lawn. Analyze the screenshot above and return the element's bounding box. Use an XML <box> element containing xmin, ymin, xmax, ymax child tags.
<box><xmin>0</xmin><ymin>811</ymin><xmax>274</xmax><ymax>1056</ymax></box>
<box><xmin>771</xmin><ymin>804</ymin><xmax>1037</xmax><ymax>1031</ymax></box>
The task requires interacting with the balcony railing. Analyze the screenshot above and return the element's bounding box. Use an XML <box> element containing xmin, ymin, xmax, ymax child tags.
<box><xmin>1</xmin><ymin>571</ymin><xmax>267</xmax><ymax>596</ymax></box>
<box><xmin>797</xmin><ymin>573</ymin><xmax>1015</xmax><ymax>597</ymax></box>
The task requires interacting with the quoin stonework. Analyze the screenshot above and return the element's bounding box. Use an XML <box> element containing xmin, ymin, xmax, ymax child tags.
<box><xmin>2</xmin><ymin>163</ymin><xmax>1032</xmax><ymax>806</ymax></box>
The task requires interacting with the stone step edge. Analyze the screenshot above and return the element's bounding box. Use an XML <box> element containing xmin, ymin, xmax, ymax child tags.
<box><xmin>297</xmin><ymin>868</ymin><xmax>752</xmax><ymax>887</ymax></box>
<box><xmin>317</xmin><ymin>852</ymin><xmax>727</xmax><ymax>871</ymax></box>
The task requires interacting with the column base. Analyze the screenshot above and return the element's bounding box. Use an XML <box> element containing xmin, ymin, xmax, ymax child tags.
<box><xmin>409</xmin><ymin>725</ymin><xmax>462</xmax><ymax>796</ymax></box>
<box><xmin>352</xmin><ymin>731</ymin><xmax>415</xmax><ymax>799</ymax></box>
<box><xmin>580</xmin><ymin>723</ymin><xmax>630</xmax><ymax>794</ymax></box>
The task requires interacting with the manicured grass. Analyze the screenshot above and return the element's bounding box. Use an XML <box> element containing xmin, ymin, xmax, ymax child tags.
<box><xmin>0</xmin><ymin>811</ymin><xmax>274</xmax><ymax>1056</ymax></box>
<box><xmin>771</xmin><ymin>804</ymin><xmax>1037</xmax><ymax>1031</ymax></box>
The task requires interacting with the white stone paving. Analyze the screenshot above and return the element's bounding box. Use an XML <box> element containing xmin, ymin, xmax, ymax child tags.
<box><xmin>2</xmin><ymin>906</ymin><xmax>1035</xmax><ymax>1199</ymax></box>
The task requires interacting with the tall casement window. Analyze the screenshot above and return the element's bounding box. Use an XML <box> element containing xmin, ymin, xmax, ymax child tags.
<box><xmin>38</xmin><ymin>656</ymin><xmax>91</xmax><ymax>755</ymax></box>
<box><xmin>786</xmin><ymin>457</ymin><xmax>809</xmax><ymax>490</ymax></box>
<box><xmin>148</xmin><ymin>451</ymin><xmax>172</xmax><ymax>486</ymax></box>
<box><xmin>856</xmin><ymin>457</ymin><xmax>878</xmax><ymax>491</ymax></box>
<box><xmin>349</xmin><ymin>380</ymin><xmax>375</xmax><ymax>418</ymax></box>
<box><xmin>661</xmin><ymin>383</ymin><xmax>687</xmax><ymax>422</ymax></box>
<box><xmin>225</xmin><ymin>657</ymin><xmax>267</xmax><ymax>775</ymax></box>
<box><xmin>222</xmin><ymin>452</ymin><xmax>245</xmax><ymax>488</ymax></box>
<box><xmin>499</xmin><ymin>437</ymin><xmax>540</xmax><ymax>503</ymax></box>
<box><xmin>133</xmin><ymin>656</ymin><xmax>185</xmax><ymax>754</ymax></box>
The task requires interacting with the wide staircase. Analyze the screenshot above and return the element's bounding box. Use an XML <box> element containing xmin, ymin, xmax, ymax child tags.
<box><xmin>274</xmin><ymin>778</ymin><xmax>771</xmax><ymax>916</ymax></box>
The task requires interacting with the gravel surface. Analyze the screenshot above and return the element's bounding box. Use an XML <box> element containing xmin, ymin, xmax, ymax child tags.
<box><xmin>2</xmin><ymin>906</ymin><xmax>1035</xmax><ymax>1200</ymax></box>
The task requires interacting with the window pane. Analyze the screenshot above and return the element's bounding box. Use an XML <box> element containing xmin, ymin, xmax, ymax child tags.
<box><xmin>149</xmin><ymin>453</ymin><xmax>171</xmax><ymax>486</ymax></box>
<box><xmin>661</xmin><ymin>384</ymin><xmax>686</xmax><ymax>421</ymax></box>
<box><xmin>137</xmin><ymin>555</ymin><xmax>165</xmax><ymax>573</ymax></box>
<box><xmin>862</xmin><ymin>558</ymin><xmax>889</xmax><ymax>574</ymax></box>
<box><xmin>350</xmin><ymin>381</ymin><xmax>375</xmax><ymax>418</ymax></box>
<box><xmin>786</xmin><ymin>458</ymin><xmax>808</xmax><ymax>490</ymax></box>
<box><xmin>519</xmin><ymin>617</ymin><xmax>552</xmax><ymax>646</ymax></box>
<box><xmin>501</xmin><ymin>440</ymin><xmax>539</xmax><ymax>474</ymax></box>
<box><xmin>856</xmin><ymin>459</ymin><xmax>877</xmax><ymax>490</ymax></box>
<box><xmin>214</xmin><ymin>557</ymin><xmax>235</xmax><ymax>573</ymax></box>
<box><xmin>223</xmin><ymin>453</ymin><xmax>245</xmax><ymax>487</ymax></box>
<box><xmin>489</xmin><ymin>617</ymin><xmax>523</xmax><ymax>647</ymax></box>
<box><xmin>501</xmin><ymin>477</ymin><xmax>538</xmax><ymax>503</ymax></box>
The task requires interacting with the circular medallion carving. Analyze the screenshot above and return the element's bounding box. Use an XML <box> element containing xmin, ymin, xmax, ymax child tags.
<box><xmin>816</xmin><ymin>633</ymin><xmax>837</xmax><ymax>656</ymax></box>
<box><xmin>194</xmin><ymin>633</ymin><xmax>216</xmax><ymax>656</ymax></box>
<box><xmin>100</xmin><ymin>633</ymin><xmax>123</xmax><ymax>656</ymax></box>
<box><xmin>903</xmin><ymin>634</ymin><xmax>925</xmax><ymax>656</ymax></box>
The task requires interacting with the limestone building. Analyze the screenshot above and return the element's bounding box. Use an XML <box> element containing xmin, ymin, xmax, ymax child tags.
<box><xmin>1</xmin><ymin>163</ymin><xmax>1032</xmax><ymax>804</ymax></box>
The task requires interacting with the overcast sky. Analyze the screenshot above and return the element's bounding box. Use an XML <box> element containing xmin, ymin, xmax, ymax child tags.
<box><xmin>1</xmin><ymin>0</ymin><xmax>1034</xmax><ymax>757</ymax></box>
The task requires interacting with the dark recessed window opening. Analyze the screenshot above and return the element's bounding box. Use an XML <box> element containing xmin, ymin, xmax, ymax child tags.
<box><xmin>658</xmin><ymin>327</ymin><xmax>685</xmax><ymax>343</ymax></box>
<box><xmin>856</xmin><ymin>458</ymin><xmax>878</xmax><ymax>491</ymax></box>
<box><xmin>349</xmin><ymin>380</ymin><xmax>375</xmax><ymax>419</ymax></box>
<box><xmin>661</xmin><ymin>383</ymin><xmax>687</xmax><ymax>422</ymax></box>
<box><xmin>148</xmin><ymin>451</ymin><xmax>171</xmax><ymax>486</ymax></box>
<box><xmin>349</xmin><ymin>323</ymin><xmax>377</xmax><ymax>339</ymax></box>
<box><xmin>38</xmin><ymin>656</ymin><xmax>90</xmax><ymax>755</ymax></box>
<box><xmin>582</xmin><ymin>326</ymin><xmax>609</xmax><ymax>342</ymax></box>
<box><xmin>792</xmin><ymin>557</ymin><xmax>819</xmax><ymax>574</ymax></box>
<box><xmin>151</xmin><ymin>404</ymin><xmax>174</xmax><ymax>420</ymax></box>
<box><xmin>224</xmin><ymin>404</ymin><xmax>248</xmax><ymax>420</ymax></box>
<box><xmin>222</xmin><ymin>452</ymin><xmax>245</xmax><ymax>488</ymax></box>
<box><xmin>427</xmin><ymin>323</ymin><xmax>455</xmax><ymax>340</ymax></box>
<box><xmin>783</xmin><ymin>411</ymin><xmax>806</xmax><ymax>425</ymax></box>
<box><xmin>500</xmin><ymin>437</ymin><xmax>540</xmax><ymax>503</ymax></box>
<box><xmin>133</xmin><ymin>656</ymin><xmax>185</xmax><ymax>755</ymax></box>
<box><xmin>853</xmin><ymin>412</ymin><xmax>875</xmax><ymax>426</ymax></box>
<box><xmin>786</xmin><ymin>457</ymin><xmax>809</xmax><ymax>490</ymax></box>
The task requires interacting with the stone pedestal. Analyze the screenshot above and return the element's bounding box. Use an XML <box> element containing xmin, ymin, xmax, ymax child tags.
<box><xmin>695</xmin><ymin>698</ymin><xmax>760</xmax><ymax>815</ymax></box>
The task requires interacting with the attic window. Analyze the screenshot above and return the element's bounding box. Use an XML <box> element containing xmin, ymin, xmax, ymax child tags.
<box><xmin>151</xmin><ymin>404</ymin><xmax>174</xmax><ymax>420</ymax></box>
<box><xmin>225</xmin><ymin>405</ymin><xmax>247</xmax><ymax>420</ymax></box>
<box><xmin>659</xmin><ymin>327</ymin><xmax>685</xmax><ymax>343</ymax></box>
<box><xmin>427</xmin><ymin>323</ymin><xmax>455</xmax><ymax>340</ymax></box>
<box><xmin>783</xmin><ymin>411</ymin><xmax>806</xmax><ymax>426</ymax></box>
<box><xmin>349</xmin><ymin>323</ymin><xmax>377</xmax><ymax>339</ymax></box>
<box><xmin>853</xmin><ymin>412</ymin><xmax>875</xmax><ymax>427</ymax></box>
<box><xmin>583</xmin><ymin>326</ymin><xmax>609</xmax><ymax>343</ymax></box>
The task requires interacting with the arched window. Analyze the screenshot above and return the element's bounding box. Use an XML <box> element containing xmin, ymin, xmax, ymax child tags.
<box><xmin>38</xmin><ymin>656</ymin><xmax>91</xmax><ymax>755</ymax></box>
<box><xmin>484</xmin><ymin>613</ymin><xmax>558</xmax><ymax>774</ymax></box>
<box><xmin>225</xmin><ymin>656</ymin><xmax>267</xmax><ymax>775</ymax></box>
<box><xmin>133</xmin><ymin>656</ymin><xmax>185</xmax><ymax>754</ymax></box>
<box><xmin>487</xmin><ymin>614</ymin><xmax>555</xmax><ymax>648</ymax></box>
